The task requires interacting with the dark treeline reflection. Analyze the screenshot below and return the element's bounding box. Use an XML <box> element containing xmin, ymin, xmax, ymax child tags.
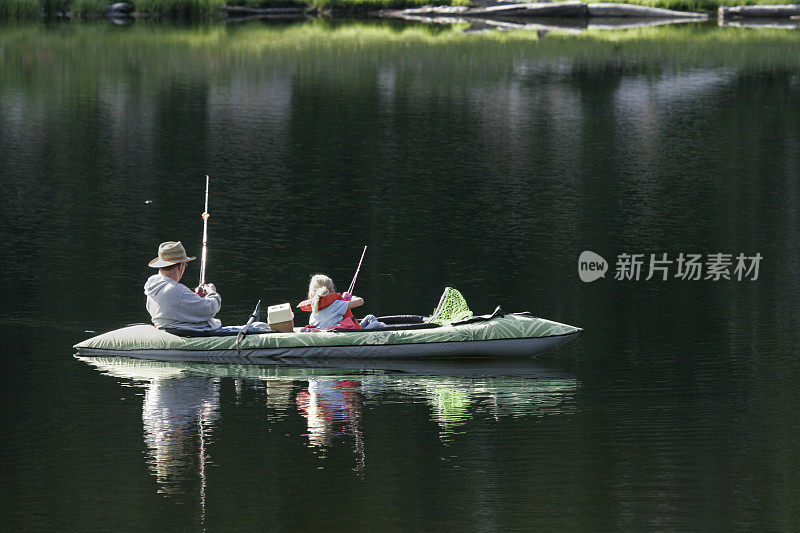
<box><xmin>1</xmin><ymin>20</ymin><xmax>799</xmax><ymax>531</ymax></box>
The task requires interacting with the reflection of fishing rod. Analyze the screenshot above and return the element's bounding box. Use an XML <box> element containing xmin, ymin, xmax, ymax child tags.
<box><xmin>198</xmin><ymin>411</ymin><xmax>207</xmax><ymax>531</ymax></box>
<box><xmin>347</xmin><ymin>246</ymin><xmax>367</xmax><ymax>296</ymax></box>
<box><xmin>345</xmin><ymin>389</ymin><xmax>366</xmax><ymax>475</ymax></box>
<box><xmin>195</xmin><ymin>175</ymin><xmax>211</xmax><ymax>296</ymax></box>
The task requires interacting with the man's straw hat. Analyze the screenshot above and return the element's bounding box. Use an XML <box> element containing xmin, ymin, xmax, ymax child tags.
<box><xmin>148</xmin><ymin>241</ymin><xmax>196</xmax><ymax>268</ymax></box>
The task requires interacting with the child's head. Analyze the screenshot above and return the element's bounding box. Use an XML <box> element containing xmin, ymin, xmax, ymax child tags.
<box><xmin>308</xmin><ymin>274</ymin><xmax>335</xmax><ymax>316</ymax></box>
<box><xmin>308</xmin><ymin>274</ymin><xmax>335</xmax><ymax>299</ymax></box>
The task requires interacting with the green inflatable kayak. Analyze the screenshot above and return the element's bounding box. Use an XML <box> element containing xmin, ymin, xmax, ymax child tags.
<box><xmin>74</xmin><ymin>311</ymin><xmax>582</xmax><ymax>362</ymax></box>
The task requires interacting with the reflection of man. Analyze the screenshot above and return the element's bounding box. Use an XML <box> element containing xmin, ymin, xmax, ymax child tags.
<box><xmin>142</xmin><ymin>377</ymin><xmax>220</xmax><ymax>497</ymax></box>
<box><xmin>144</xmin><ymin>241</ymin><xmax>221</xmax><ymax>331</ymax></box>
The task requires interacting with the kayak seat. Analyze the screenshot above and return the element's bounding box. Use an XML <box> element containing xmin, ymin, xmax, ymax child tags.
<box><xmin>163</xmin><ymin>327</ymin><xmax>281</xmax><ymax>337</ymax></box>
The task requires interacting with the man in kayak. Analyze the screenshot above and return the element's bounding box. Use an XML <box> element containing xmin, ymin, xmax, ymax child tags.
<box><xmin>144</xmin><ymin>241</ymin><xmax>222</xmax><ymax>332</ymax></box>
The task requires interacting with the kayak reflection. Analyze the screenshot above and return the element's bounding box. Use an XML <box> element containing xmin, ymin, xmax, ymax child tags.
<box><xmin>77</xmin><ymin>356</ymin><xmax>579</xmax><ymax>494</ymax></box>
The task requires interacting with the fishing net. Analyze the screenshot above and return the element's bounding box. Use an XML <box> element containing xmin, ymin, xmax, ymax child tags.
<box><xmin>428</xmin><ymin>287</ymin><xmax>473</xmax><ymax>325</ymax></box>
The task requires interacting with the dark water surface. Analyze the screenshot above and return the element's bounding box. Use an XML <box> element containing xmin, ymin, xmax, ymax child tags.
<box><xmin>1</xmin><ymin>20</ymin><xmax>799</xmax><ymax>530</ymax></box>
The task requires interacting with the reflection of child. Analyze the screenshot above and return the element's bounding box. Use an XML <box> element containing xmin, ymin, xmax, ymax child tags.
<box><xmin>297</xmin><ymin>274</ymin><xmax>383</xmax><ymax>330</ymax></box>
<box><xmin>295</xmin><ymin>380</ymin><xmax>361</xmax><ymax>448</ymax></box>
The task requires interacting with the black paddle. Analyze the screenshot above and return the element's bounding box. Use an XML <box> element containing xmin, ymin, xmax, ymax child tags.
<box><xmin>236</xmin><ymin>300</ymin><xmax>262</xmax><ymax>351</ymax></box>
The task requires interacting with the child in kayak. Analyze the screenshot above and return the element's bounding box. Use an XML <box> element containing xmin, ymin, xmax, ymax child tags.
<box><xmin>297</xmin><ymin>274</ymin><xmax>383</xmax><ymax>330</ymax></box>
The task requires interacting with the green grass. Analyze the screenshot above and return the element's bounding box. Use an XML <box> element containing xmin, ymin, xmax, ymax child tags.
<box><xmin>69</xmin><ymin>0</ymin><xmax>108</xmax><ymax>14</ymax></box>
<box><xmin>2</xmin><ymin>19</ymin><xmax>799</xmax><ymax>75</ymax></box>
<box><xmin>134</xmin><ymin>0</ymin><xmax>226</xmax><ymax>16</ymax></box>
<box><xmin>0</xmin><ymin>0</ymin><xmax>39</xmax><ymax>16</ymax></box>
<box><xmin>0</xmin><ymin>0</ymin><xmax>228</xmax><ymax>16</ymax></box>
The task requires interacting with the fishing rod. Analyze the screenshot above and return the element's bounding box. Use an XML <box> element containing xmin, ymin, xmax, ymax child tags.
<box><xmin>195</xmin><ymin>175</ymin><xmax>210</xmax><ymax>296</ymax></box>
<box><xmin>347</xmin><ymin>245</ymin><xmax>368</xmax><ymax>296</ymax></box>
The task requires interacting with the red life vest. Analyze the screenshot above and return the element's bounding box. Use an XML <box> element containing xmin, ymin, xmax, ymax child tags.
<box><xmin>297</xmin><ymin>292</ymin><xmax>362</xmax><ymax>330</ymax></box>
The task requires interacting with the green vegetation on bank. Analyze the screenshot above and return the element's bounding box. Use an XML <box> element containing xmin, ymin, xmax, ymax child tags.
<box><xmin>0</xmin><ymin>0</ymin><xmax>462</xmax><ymax>16</ymax></box>
<box><xmin>134</xmin><ymin>0</ymin><xmax>223</xmax><ymax>16</ymax></box>
<box><xmin>1</xmin><ymin>0</ymin><xmax>798</xmax><ymax>17</ymax></box>
<box><xmin>2</xmin><ymin>20</ymin><xmax>799</xmax><ymax>76</ymax></box>
<box><xmin>1</xmin><ymin>0</ymin><xmax>38</xmax><ymax>17</ymax></box>
<box><xmin>69</xmin><ymin>0</ymin><xmax>109</xmax><ymax>14</ymax></box>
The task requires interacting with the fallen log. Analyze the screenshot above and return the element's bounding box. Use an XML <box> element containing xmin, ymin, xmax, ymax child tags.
<box><xmin>381</xmin><ymin>12</ymin><xmax>472</xmax><ymax>23</ymax></box>
<box><xmin>380</xmin><ymin>1</ymin><xmax>708</xmax><ymax>21</ymax></box>
<box><xmin>588</xmin><ymin>15</ymin><xmax>709</xmax><ymax>28</ymax></box>
<box><xmin>478</xmin><ymin>15</ymin><xmax>586</xmax><ymax>30</ymax></box>
<box><xmin>465</xmin><ymin>1</ymin><xmax>588</xmax><ymax>17</ymax></box>
<box><xmin>587</xmin><ymin>3</ymin><xmax>707</xmax><ymax>18</ymax></box>
<box><xmin>718</xmin><ymin>17</ymin><xmax>800</xmax><ymax>28</ymax></box>
<box><xmin>718</xmin><ymin>4</ymin><xmax>800</xmax><ymax>19</ymax></box>
<box><xmin>379</xmin><ymin>5</ymin><xmax>469</xmax><ymax>15</ymax></box>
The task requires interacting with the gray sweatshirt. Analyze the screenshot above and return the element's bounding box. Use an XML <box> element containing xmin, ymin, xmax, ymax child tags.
<box><xmin>144</xmin><ymin>274</ymin><xmax>222</xmax><ymax>331</ymax></box>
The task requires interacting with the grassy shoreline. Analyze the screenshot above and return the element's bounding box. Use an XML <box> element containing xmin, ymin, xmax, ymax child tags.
<box><xmin>3</xmin><ymin>19</ymin><xmax>800</xmax><ymax>68</ymax></box>
<box><xmin>0</xmin><ymin>0</ymin><xmax>797</xmax><ymax>20</ymax></box>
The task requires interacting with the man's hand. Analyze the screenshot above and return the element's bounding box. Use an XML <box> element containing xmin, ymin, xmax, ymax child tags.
<box><xmin>194</xmin><ymin>283</ymin><xmax>216</xmax><ymax>296</ymax></box>
<box><xmin>342</xmin><ymin>292</ymin><xmax>352</xmax><ymax>301</ymax></box>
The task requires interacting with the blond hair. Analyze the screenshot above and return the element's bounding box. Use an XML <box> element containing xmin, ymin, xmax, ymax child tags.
<box><xmin>308</xmin><ymin>274</ymin><xmax>335</xmax><ymax>316</ymax></box>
